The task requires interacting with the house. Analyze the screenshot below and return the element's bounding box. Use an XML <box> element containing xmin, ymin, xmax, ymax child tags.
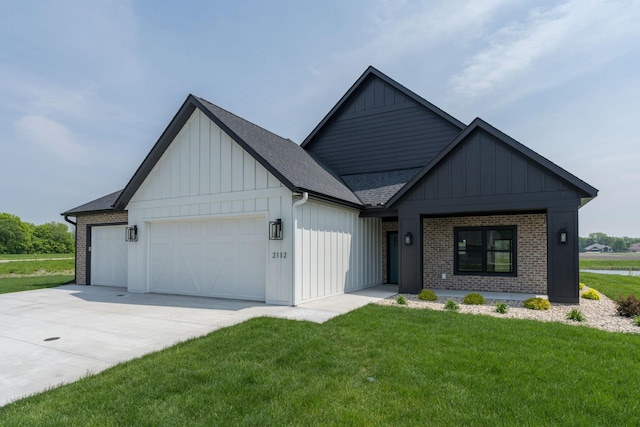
<box><xmin>584</xmin><ymin>243</ymin><xmax>613</xmax><ymax>253</ymax></box>
<box><xmin>62</xmin><ymin>67</ymin><xmax>597</xmax><ymax>304</ymax></box>
<box><xmin>628</xmin><ymin>243</ymin><xmax>640</xmax><ymax>253</ymax></box>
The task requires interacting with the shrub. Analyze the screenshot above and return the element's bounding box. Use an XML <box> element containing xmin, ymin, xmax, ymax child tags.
<box><xmin>463</xmin><ymin>293</ymin><xmax>485</xmax><ymax>305</ymax></box>
<box><xmin>444</xmin><ymin>299</ymin><xmax>459</xmax><ymax>312</ymax></box>
<box><xmin>523</xmin><ymin>297</ymin><xmax>551</xmax><ymax>310</ymax></box>
<box><xmin>615</xmin><ymin>294</ymin><xmax>640</xmax><ymax>317</ymax></box>
<box><xmin>495</xmin><ymin>302</ymin><xmax>509</xmax><ymax>314</ymax></box>
<box><xmin>396</xmin><ymin>295</ymin><xmax>407</xmax><ymax>305</ymax></box>
<box><xmin>634</xmin><ymin>316</ymin><xmax>640</xmax><ymax>327</ymax></box>
<box><xmin>418</xmin><ymin>289</ymin><xmax>438</xmax><ymax>301</ymax></box>
<box><xmin>581</xmin><ymin>289</ymin><xmax>600</xmax><ymax>300</ymax></box>
<box><xmin>579</xmin><ymin>282</ymin><xmax>585</xmax><ymax>290</ymax></box>
<box><xmin>566</xmin><ymin>309</ymin><xmax>586</xmax><ymax>322</ymax></box>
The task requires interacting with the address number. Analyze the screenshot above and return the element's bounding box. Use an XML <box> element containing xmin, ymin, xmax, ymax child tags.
<box><xmin>272</xmin><ymin>252</ymin><xmax>287</xmax><ymax>259</ymax></box>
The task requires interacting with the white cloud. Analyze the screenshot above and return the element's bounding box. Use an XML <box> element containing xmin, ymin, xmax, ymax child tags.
<box><xmin>15</xmin><ymin>115</ymin><xmax>90</xmax><ymax>165</ymax></box>
<box><xmin>448</xmin><ymin>0</ymin><xmax>640</xmax><ymax>105</ymax></box>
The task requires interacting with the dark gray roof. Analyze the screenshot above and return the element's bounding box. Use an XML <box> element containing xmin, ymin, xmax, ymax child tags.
<box><xmin>196</xmin><ymin>98</ymin><xmax>361</xmax><ymax>206</ymax></box>
<box><xmin>62</xmin><ymin>189</ymin><xmax>123</xmax><ymax>215</ymax></box>
<box><xmin>341</xmin><ymin>168</ymin><xmax>422</xmax><ymax>206</ymax></box>
<box><xmin>110</xmin><ymin>95</ymin><xmax>361</xmax><ymax>210</ymax></box>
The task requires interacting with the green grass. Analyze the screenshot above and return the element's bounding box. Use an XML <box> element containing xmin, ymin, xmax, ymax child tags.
<box><xmin>0</xmin><ymin>253</ymin><xmax>74</xmax><ymax>261</ymax></box>
<box><xmin>579</xmin><ymin>258</ymin><xmax>640</xmax><ymax>271</ymax></box>
<box><xmin>2</xmin><ymin>305</ymin><xmax>639</xmax><ymax>426</ymax></box>
<box><xmin>0</xmin><ymin>259</ymin><xmax>74</xmax><ymax>275</ymax></box>
<box><xmin>0</xmin><ymin>275</ymin><xmax>73</xmax><ymax>294</ymax></box>
<box><xmin>581</xmin><ymin>272</ymin><xmax>640</xmax><ymax>300</ymax></box>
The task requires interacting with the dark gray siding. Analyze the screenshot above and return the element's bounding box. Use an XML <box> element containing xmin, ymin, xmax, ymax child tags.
<box><xmin>401</xmin><ymin>128</ymin><xmax>581</xmax><ymax>214</ymax></box>
<box><xmin>307</xmin><ymin>76</ymin><xmax>462</xmax><ymax>175</ymax></box>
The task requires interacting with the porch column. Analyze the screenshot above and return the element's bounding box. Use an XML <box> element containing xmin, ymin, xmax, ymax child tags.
<box><xmin>398</xmin><ymin>212</ymin><xmax>422</xmax><ymax>293</ymax></box>
<box><xmin>547</xmin><ymin>207</ymin><xmax>579</xmax><ymax>303</ymax></box>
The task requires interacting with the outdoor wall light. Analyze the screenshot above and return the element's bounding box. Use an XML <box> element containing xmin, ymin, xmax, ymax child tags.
<box><xmin>125</xmin><ymin>225</ymin><xmax>138</xmax><ymax>242</ymax></box>
<box><xmin>559</xmin><ymin>229</ymin><xmax>568</xmax><ymax>244</ymax></box>
<box><xmin>269</xmin><ymin>219</ymin><xmax>283</xmax><ymax>240</ymax></box>
<box><xmin>404</xmin><ymin>232</ymin><xmax>413</xmax><ymax>245</ymax></box>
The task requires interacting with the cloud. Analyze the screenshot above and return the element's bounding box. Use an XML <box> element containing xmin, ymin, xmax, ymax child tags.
<box><xmin>448</xmin><ymin>0</ymin><xmax>640</xmax><ymax>105</ymax></box>
<box><xmin>15</xmin><ymin>115</ymin><xmax>90</xmax><ymax>165</ymax></box>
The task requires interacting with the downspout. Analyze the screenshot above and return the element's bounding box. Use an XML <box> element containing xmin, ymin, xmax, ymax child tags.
<box><xmin>63</xmin><ymin>215</ymin><xmax>77</xmax><ymax>285</ymax></box>
<box><xmin>291</xmin><ymin>192</ymin><xmax>309</xmax><ymax>306</ymax></box>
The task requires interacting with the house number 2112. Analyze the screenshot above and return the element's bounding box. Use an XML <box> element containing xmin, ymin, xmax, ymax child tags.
<box><xmin>272</xmin><ymin>252</ymin><xmax>287</xmax><ymax>259</ymax></box>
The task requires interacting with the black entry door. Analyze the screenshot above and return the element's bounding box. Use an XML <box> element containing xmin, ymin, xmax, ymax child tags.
<box><xmin>388</xmin><ymin>231</ymin><xmax>399</xmax><ymax>284</ymax></box>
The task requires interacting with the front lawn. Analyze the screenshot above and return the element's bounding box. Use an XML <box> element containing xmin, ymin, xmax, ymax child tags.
<box><xmin>0</xmin><ymin>259</ymin><xmax>74</xmax><ymax>276</ymax></box>
<box><xmin>0</xmin><ymin>275</ymin><xmax>73</xmax><ymax>294</ymax></box>
<box><xmin>2</xmin><ymin>305</ymin><xmax>639</xmax><ymax>425</ymax></box>
<box><xmin>581</xmin><ymin>272</ymin><xmax>640</xmax><ymax>300</ymax></box>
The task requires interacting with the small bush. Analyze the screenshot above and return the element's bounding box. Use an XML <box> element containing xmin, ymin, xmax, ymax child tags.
<box><xmin>418</xmin><ymin>289</ymin><xmax>438</xmax><ymax>301</ymax></box>
<box><xmin>396</xmin><ymin>295</ymin><xmax>407</xmax><ymax>305</ymax></box>
<box><xmin>567</xmin><ymin>308</ymin><xmax>586</xmax><ymax>322</ymax></box>
<box><xmin>579</xmin><ymin>282</ymin><xmax>585</xmax><ymax>290</ymax></box>
<box><xmin>615</xmin><ymin>294</ymin><xmax>640</xmax><ymax>317</ymax></box>
<box><xmin>495</xmin><ymin>302</ymin><xmax>509</xmax><ymax>314</ymax></box>
<box><xmin>444</xmin><ymin>299</ymin><xmax>459</xmax><ymax>312</ymax></box>
<box><xmin>634</xmin><ymin>316</ymin><xmax>640</xmax><ymax>327</ymax></box>
<box><xmin>581</xmin><ymin>289</ymin><xmax>600</xmax><ymax>300</ymax></box>
<box><xmin>523</xmin><ymin>297</ymin><xmax>551</xmax><ymax>310</ymax></box>
<box><xmin>463</xmin><ymin>293</ymin><xmax>485</xmax><ymax>305</ymax></box>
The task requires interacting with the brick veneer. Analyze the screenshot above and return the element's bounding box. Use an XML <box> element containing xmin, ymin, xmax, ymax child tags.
<box><xmin>381</xmin><ymin>221</ymin><xmax>398</xmax><ymax>283</ymax></box>
<box><xmin>74</xmin><ymin>211</ymin><xmax>128</xmax><ymax>285</ymax></box>
<box><xmin>423</xmin><ymin>213</ymin><xmax>547</xmax><ymax>294</ymax></box>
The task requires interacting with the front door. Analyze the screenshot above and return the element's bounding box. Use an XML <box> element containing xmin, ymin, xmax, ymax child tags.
<box><xmin>388</xmin><ymin>231</ymin><xmax>399</xmax><ymax>284</ymax></box>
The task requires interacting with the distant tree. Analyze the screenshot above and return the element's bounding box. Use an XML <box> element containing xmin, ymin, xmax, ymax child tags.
<box><xmin>32</xmin><ymin>222</ymin><xmax>74</xmax><ymax>253</ymax></box>
<box><xmin>588</xmin><ymin>232</ymin><xmax>612</xmax><ymax>246</ymax></box>
<box><xmin>0</xmin><ymin>213</ymin><xmax>33</xmax><ymax>254</ymax></box>
<box><xmin>611</xmin><ymin>238</ymin><xmax>627</xmax><ymax>253</ymax></box>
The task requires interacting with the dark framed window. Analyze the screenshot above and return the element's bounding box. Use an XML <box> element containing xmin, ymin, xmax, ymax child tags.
<box><xmin>454</xmin><ymin>226</ymin><xmax>516</xmax><ymax>276</ymax></box>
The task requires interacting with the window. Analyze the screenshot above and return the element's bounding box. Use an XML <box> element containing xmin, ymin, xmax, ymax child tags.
<box><xmin>455</xmin><ymin>226</ymin><xmax>516</xmax><ymax>276</ymax></box>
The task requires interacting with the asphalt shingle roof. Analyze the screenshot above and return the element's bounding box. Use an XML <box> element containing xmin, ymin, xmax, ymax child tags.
<box><xmin>196</xmin><ymin>97</ymin><xmax>361</xmax><ymax>206</ymax></box>
<box><xmin>62</xmin><ymin>189</ymin><xmax>123</xmax><ymax>215</ymax></box>
<box><xmin>341</xmin><ymin>168</ymin><xmax>422</xmax><ymax>206</ymax></box>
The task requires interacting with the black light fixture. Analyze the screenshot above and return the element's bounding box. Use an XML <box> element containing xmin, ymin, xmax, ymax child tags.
<box><xmin>559</xmin><ymin>228</ymin><xmax>567</xmax><ymax>244</ymax></box>
<box><xmin>404</xmin><ymin>232</ymin><xmax>413</xmax><ymax>245</ymax></box>
<box><xmin>269</xmin><ymin>219</ymin><xmax>283</xmax><ymax>240</ymax></box>
<box><xmin>125</xmin><ymin>225</ymin><xmax>138</xmax><ymax>242</ymax></box>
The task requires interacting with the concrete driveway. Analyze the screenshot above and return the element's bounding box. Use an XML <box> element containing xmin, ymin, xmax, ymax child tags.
<box><xmin>0</xmin><ymin>284</ymin><xmax>396</xmax><ymax>406</ymax></box>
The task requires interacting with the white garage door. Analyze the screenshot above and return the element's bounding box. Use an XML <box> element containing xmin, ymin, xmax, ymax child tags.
<box><xmin>148</xmin><ymin>217</ymin><xmax>266</xmax><ymax>301</ymax></box>
<box><xmin>90</xmin><ymin>225</ymin><xmax>128</xmax><ymax>287</ymax></box>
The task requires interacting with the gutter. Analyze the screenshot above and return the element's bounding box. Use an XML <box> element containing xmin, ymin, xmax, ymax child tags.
<box><xmin>291</xmin><ymin>192</ymin><xmax>309</xmax><ymax>306</ymax></box>
<box><xmin>63</xmin><ymin>215</ymin><xmax>77</xmax><ymax>284</ymax></box>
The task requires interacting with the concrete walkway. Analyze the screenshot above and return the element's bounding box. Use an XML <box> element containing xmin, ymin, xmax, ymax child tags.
<box><xmin>0</xmin><ymin>284</ymin><xmax>397</xmax><ymax>406</ymax></box>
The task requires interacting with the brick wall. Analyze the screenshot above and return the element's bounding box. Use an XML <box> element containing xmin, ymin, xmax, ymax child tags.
<box><xmin>423</xmin><ymin>213</ymin><xmax>547</xmax><ymax>294</ymax></box>
<box><xmin>381</xmin><ymin>221</ymin><xmax>398</xmax><ymax>282</ymax></box>
<box><xmin>75</xmin><ymin>211</ymin><xmax>128</xmax><ymax>285</ymax></box>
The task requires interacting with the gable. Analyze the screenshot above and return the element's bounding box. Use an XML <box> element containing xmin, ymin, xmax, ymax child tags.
<box><xmin>130</xmin><ymin>109</ymin><xmax>283</xmax><ymax>204</ymax></box>
<box><xmin>304</xmin><ymin>72</ymin><xmax>463</xmax><ymax>176</ymax></box>
<box><xmin>400</xmin><ymin>127</ymin><xmax>582</xmax><ymax>210</ymax></box>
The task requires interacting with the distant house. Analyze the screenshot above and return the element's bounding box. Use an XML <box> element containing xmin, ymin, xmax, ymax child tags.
<box><xmin>62</xmin><ymin>66</ymin><xmax>597</xmax><ymax>304</ymax></box>
<box><xmin>585</xmin><ymin>243</ymin><xmax>613</xmax><ymax>253</ymax></box>
<box><xmin>628</xmin><ymin>243</ymin><xmax>640</xmax><ymax>253</ymax></box>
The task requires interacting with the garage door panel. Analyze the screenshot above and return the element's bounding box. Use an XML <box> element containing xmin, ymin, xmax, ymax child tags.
<box><xmin>91</xmin><ymin>225</ymin><xmax>128</xmax><ymax>287</ymax></box>
<box><xmin>149</xmin><ymin>218</ymin><xmax>266</xmax><ymax>301</ymax></box>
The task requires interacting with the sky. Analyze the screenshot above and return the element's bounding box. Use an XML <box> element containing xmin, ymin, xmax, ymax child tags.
<box><xmin>1</xmin><ymin>0</ymin><xmax>639</xmax><ymax>237</ymax></box>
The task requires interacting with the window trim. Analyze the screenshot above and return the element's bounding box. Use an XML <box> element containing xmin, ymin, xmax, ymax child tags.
<box><xmin>454</xmin><ymin>226</ymin><xmax>517</xmax><ymax>277</ymax></box>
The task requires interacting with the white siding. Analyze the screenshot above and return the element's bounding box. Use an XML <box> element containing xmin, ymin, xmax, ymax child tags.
<box><xmin>126</xmin><ymin>110</ymin><xmax>293</xmax><ymax>304</ymax></box>
<box><xmin>294</xmin><ymin>200</ymin><xmax>382</xmax><ymax>304</ymax></box>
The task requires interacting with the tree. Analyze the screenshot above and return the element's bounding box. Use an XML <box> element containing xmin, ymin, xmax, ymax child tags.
<box><xmin>611</xmin><ymin>238</ymin><xmax>627</xmax><ymax>253</ymax></box>
<box><xmin>0</xmin><ymin>213</ymin><xmax>33</xmax><ymax>254</ymax></box>
<box><xmin>32</xmin><ymin>222</ymin><xmax>74</xmax><ymax>253</ymax></box>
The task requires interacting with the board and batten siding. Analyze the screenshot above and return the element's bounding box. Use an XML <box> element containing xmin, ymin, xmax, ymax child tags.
<box><xmin>294</xmin><ymin>200</ymin><xmax>382</xmax><ymax>304</ymax></box>
<box><xmin>126</xmin><ymin>109</ymin><xmax>293</xmax><ymax>305</ymax></box>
